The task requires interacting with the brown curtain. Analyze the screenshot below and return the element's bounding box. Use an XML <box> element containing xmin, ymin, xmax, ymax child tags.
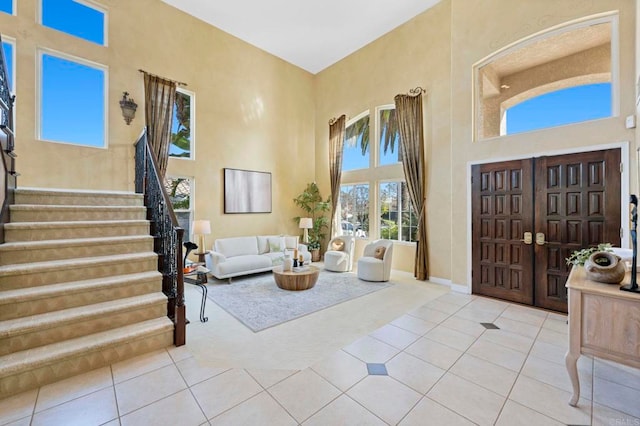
<box><xmin>394</xmin><ymin>92</ymin><xmax>428</xmax><ymax>280</ymax></box>
<box><xmin>328</xmin><ymin>115</ymin><xmax>346</xmax><ymax>238</ymax></box>
<box><xmin>143</xmin><ymin>73</ymin><xmax>177</xmax><ymax>178</ymax></box>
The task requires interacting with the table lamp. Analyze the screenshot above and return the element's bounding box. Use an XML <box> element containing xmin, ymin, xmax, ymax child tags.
<box><xmin>299</xmin><ymin>217</ymin><xmax>312</xmax><ymax>244</ymax></box>
<box><xmin>192</xmin><ymin>220</ymin><xmax>211</xmax><ymax>260</ymax></box>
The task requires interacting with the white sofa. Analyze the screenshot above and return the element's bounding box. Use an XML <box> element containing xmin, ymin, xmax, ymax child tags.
<box><xmin>205</xmin><ymin>235</ymin><xmax>310</xmax><ymax>281</ymax></box>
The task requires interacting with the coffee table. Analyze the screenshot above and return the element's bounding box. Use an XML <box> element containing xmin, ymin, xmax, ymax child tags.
<box><xmin>273</xmin><ymin>265</ymin><xmax>320</xmax><ymax>291</ymax></box>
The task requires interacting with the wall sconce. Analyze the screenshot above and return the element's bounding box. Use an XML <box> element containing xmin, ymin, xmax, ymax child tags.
<box><xmin>119</xmin><ymin>92</ymin><xmax>138</xmax><ymax>125</ymax></box>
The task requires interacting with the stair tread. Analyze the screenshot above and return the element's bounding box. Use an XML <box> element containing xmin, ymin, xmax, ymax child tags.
<box><xmin>0</xmin><ymin>252</ymin><xmax>157</xmax><ymax>275</ymax></box>
<box><xmin>15</xmin><ymin>188</ymin><xmax>140</xmax><ymax>197</ymax></box>
<box><xmin>0</xmin><ymin>317</ymin><xmax>173</xmax><ymax>376</ymax></box>
<box><xmin>0</xmin><ymin>271</ymin><xmax>162</xmax><ymax>304</ymax></box>
<box><xmin>4</xmin><ymin>219</ymin><xmax>149</xmax><ymax>229</ymax></box>
<box><xmin>10</xmin><ymin>205</ymin><xmax>146</xmax><ymax>211</ymax></box>
<box><xmin>0</xmin><ymin>292</ymin><xmax>168</xmax><ymax>337</ymax></box>
<box><xmin>0</xmin><ymin>235</ymin><xmax>153</xmax><ymax>251</ymax></box>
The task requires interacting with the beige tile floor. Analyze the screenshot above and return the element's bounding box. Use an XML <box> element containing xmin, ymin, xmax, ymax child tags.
<box><xmin>1</xmin><ymin>269</ymin><xmax>639</xmax><ymax>426</ymax></box>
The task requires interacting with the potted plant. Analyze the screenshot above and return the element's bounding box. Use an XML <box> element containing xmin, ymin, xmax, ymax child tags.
<box><xmin>566</xmin><ymin>243</ymin><xmax>613</xmax><ymax>267</ymax></box>
<box><xmin>293</xmin><ymin>182</ymin><xmax>331</xmax><ymax>262</ymax></box>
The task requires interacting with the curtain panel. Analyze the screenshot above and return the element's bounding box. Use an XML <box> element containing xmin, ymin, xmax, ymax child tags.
<box><xmin>143</xmin><ymin>73</ymin><xmax>177</xmax><ymax>178</ymax></box>
<box><xmin>328</xmin><ymin>115</ymin><xmax>346</xmax><ymax>238</ymax></box>
<box><xmin>394</xmin><ymin>92</ymin><xmax>429</xmax><ymax>280</ymax></box>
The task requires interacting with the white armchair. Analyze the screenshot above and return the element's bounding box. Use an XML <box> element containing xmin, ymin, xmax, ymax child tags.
<box><xmin>324</xmin><ymin>235</ymin><xmax>355</xmax><ymax>272</ymax></box>
<box><xmin>357</xmin><ymin>240</ymin><xmax>394</xmax><ymax>282</ymax></box>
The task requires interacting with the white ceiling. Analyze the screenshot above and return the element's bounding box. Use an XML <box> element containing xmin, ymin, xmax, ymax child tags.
<box><xmin>161</xmin><ymin>0</ymin><xmax>442</xmax><ymax>74</ymax></box>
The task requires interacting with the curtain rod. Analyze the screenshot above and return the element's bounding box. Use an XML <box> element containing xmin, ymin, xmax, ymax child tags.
<box><xmin>328</xmin><ymin>114</ymin><xmax>346</xmax><ymax>125</ymax></box>
<box><xmin>138</xmin><ymin>69</ymin><xmax>187</xmax><ymax>87</ymax></box>
<box><xmin>406</xmin><ymin>86</ymin><xmax>426</xmax><ymax>96</ymax></box>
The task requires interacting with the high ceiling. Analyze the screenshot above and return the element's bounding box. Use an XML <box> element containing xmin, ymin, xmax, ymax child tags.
<box><xmin>160</xmin><ymin>0</ymin><xmax>442</xmax><ymax>74</ymax></box>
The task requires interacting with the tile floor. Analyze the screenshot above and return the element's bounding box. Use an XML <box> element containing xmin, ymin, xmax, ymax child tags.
<box><xmin>1</xmin><ymin>270</ymin><xmax>639</xmax><ymax>426</ymax></box>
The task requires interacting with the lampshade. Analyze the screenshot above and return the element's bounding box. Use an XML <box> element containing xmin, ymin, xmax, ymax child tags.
<box><xmin>299</xmin><ymin>218</ymin><xmax>313</xmax><ymax>229</ymax></box>
<box><xmin>193</xmin><ymin>220</ymin><xmax>211</xmax><ymax>235</ymax></box>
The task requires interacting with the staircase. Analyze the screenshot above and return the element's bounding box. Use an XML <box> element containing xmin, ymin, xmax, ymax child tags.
<box><xmin>0</xmin><ymin>188</ymin><xmax>174</xmax><ymax>398</ymax></box>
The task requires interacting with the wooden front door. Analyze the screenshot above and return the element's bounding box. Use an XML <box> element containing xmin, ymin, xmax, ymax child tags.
<box><xmin>472</xmin><ymin>159</ymin><xmax>535</xmax><ymax>305</ymax></box>
<box><xmin>472</xmin><ymin>149</ymin><xmax>621</xmax><ymax>312</ymax></box>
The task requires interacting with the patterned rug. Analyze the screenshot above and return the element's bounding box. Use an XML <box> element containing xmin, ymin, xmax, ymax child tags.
<box><xmin>206</xmin><ymin>270</ymin><xmax>392</xmax><ymax>332</ymax></box>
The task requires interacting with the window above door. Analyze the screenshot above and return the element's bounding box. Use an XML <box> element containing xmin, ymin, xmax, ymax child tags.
<box><xmin>473</xmin><ymin>13</ymin><xmax>618</xmax><ymax>141</ymax></box>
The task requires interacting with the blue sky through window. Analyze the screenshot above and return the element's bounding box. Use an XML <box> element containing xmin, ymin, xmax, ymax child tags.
<box><xmin>506</xmin><ymin>83</ymin><xmax>612</xmax><ymax>135</ymax></box>
<box><xmin>0</xmin><ymin>0</ymin><xmax>12</xmax><ymax>15</ymax></box>
<box><xmin>42</xmin><ymin>0</ymin><xmax>105</xmax><ymax>45</ymax></box>
<box><xmin>3</xmin><ymin>41</ymin><xmax>12</xmax><ymax>90</ymax></box>
<box><xmin>41</xmin><ymin>54</ymin><xmax>105</xmax><ymax>147</ymax></box>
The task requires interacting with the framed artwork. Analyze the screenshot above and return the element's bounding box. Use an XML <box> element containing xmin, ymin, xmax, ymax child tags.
<box><xmin>223</xmin><ymin>168</ymin><xmax>272</xmax><ymax>214</ymax></box>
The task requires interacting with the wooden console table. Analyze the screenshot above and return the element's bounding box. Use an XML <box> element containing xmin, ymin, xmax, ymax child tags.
<box><xmin>565</xmin><ymin>267</ymin><xmax>640</xmax><ymax>406</ymax></box>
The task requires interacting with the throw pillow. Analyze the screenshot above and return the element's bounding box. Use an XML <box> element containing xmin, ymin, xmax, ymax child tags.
<box><xmin>374</xmin><ymin>246</ymin><xmax>386</xmax><ymax>260</ymax></box>
<box><xmin>331</xmin><ymin>239</ymin><xmax>345</xmax><ymax>251</ymax></box>
<box><xmin>268</xmin><ymin>237</ymin><xmax>285</xmax><ymax>252</ymax></box>
<box><xmin>283</xmin><ymin>236</ymin><xmax>298</xmax><ymax>250</ymax></box>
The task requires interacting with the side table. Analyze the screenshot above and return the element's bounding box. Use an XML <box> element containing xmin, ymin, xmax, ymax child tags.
<box><xmin>194</xmin><ymin>251</ymin><xmax>209</xmax><ymax>266</ymax></box>
<box><xmin>184</xmin><ymin>266</ymin><xmax>210</xmax><ymax>322</ymax></box>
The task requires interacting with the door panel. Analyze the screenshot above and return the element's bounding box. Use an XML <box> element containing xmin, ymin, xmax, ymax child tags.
<box><xmin>471</xmin><ymin>148</ymin><xmax>621</xmax><ymax>313</ymax></box>
<box><xmin>534</xmin><ymin>149</ymin><xmax>621</xmax><ymax>312</ymax></box>
<box><xmin>472</xmin><ymin>160</ymin><xmax>534</xmax><ymax>304</ymax></box>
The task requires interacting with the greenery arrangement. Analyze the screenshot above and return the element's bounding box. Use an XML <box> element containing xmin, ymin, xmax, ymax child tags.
<box><xmin>293</xmin><ymin>182</ymin><xmax>331</xmax><ymax>251</ymax></box>
<box><xmin>565</xmin><ymin>243</ymin><xmax>613</xmax><ymax>266</ymax></box>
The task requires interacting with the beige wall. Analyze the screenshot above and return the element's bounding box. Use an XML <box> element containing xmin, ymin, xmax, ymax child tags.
<box><xmin>314</xmin><ymin>0</ymin><xmax>453</xmax><ymax>280</ymax></box>
<box><xmin>3</xmin><ymin>0</ymin><xmax>315</xmax><ymax>248</ymax></box>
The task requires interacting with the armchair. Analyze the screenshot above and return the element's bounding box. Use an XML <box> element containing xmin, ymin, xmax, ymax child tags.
<box><xmin>357</xmin><ymin>240</ymin><xmax>394</xmax><ymax>282</ymax></box>
<box><xmin>324</xmin><ymin>235</ymin><xmax>355</xmax><ymax>272</ymax></box>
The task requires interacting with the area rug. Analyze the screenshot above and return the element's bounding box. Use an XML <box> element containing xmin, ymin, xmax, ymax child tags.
<box><xmin>206</xmin><ymin>271</ymin><xmax>392</xmax><ymax>332</ymax></box>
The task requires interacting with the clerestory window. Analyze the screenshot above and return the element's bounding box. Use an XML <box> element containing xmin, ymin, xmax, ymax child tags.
<box><xmin>41</xmin><ymin>0</ymin><xmax>107</xmax><ymax>46</ymax></box>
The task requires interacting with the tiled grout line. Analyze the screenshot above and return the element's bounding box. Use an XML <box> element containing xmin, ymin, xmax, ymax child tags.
<box><xmin>171</xmin><ymin>349</ymin><xmax>213</xmax><ymax>425</ymax></box>
<box><xmin>495</xmin><ymin>312</ymin><xmax>582</xmax><ymax>426</ymax></box>
<box><xmin>109</xmin><ymin>364</ymin><xmax>121</xmax><ymax>426</ymax></box>
<box><xmin>244</xmin><ymin>369</ymin><xmax>302</xmax><ymax>425</ymax></box>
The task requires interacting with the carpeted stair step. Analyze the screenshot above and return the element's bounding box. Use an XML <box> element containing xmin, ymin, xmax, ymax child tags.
<box><xmin>0</xmin><ymin>271</ymin><xmax>162</xmax><ymax>321</ymax></box>
<box><xmin>14</xmin><ymin>188</ymin><xmax>144</xmax><ymax>207</ymax></box>
<box><xmin>0</xmin><ymin>317</ymin><xmax>173</xmax><ymax>399</ymax></box>
<box><xmin>9</xmin><ymin>205</ymin><xmax>147</xmax><ymax>222</ymax></box>
<box><xmin>0</xmin><ymin>293</ymin><xmax>168</xmax><ymax>355</ymax></box>
<box><xmin>0</xmin><ymin>252</ymin><xmax>158</xmax><ymax>290</ymax></box>
<box><xmin>0</xmin><ymin>235</ymin><xmax>154</xmax><ymax>265</ymax></box>
<box><xmin>3</xmin><ymin>220</ymin><xmax>150</xmax><ymax>242</ymax></box>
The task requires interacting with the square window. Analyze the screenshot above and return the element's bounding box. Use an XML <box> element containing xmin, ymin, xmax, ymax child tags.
<box><xmin>339</xmin><ymin>184</ymin><xmax>369</xmax><ymax>238</ymax></box>
<box><xmin>164</xmin><ymin>177</ymin><xmax>193</xmax><ymax>240</ymax></box>
<box><xmin>380</xmin><ymin>181</ymin><xmax>417</xmax><ymax>242</ymax></box>
<box><xmin>0</xmin><ymin>0</ymin><xmax>13</xmax><ymax>15</ymax></box>
<box><xmin>170</xmin><ymin>89</ymin><xmax>195</xmax><ymax>159</ymax></box>
<box><xmin>2</xmin><ymin>39</ymin><xmax>13</xmax><ymax>92</ymax></box>
<box><xmin>40</xmin><ymin>52</ymin><xmax>106</xmax><ymax>148</ymax></box>
<box><xmin>41</xmin><ymin>0</ymin><xmax>106</xmax><ymax>45</ymax></box>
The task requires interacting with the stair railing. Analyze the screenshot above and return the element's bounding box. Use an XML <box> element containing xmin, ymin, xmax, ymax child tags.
<box><xmin>0</xmin><ymin>35</ymin><xmax>16</xmax><ymax>244</ymax></box>
<box><xmin>134</xmin><ymin>129</ymin><xmax>186</xmax><ymax>346</ymax></box>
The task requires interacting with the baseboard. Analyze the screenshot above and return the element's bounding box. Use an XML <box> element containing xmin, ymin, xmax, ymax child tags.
<box><xmin>428</xmin><ymin>276</ymin><xmax>451</xmax><ymax>286</ymax></box>
<box><xmin>450</xmin><ymin>282</ymin><xmax>471</xmax><ymax>294</ymax></box>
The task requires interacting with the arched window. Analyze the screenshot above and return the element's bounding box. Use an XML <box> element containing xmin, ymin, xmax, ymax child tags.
<box><xmin>474</xmin><ymin>14</ymin><xmax>617</xmax><ymax>141</ymax></box>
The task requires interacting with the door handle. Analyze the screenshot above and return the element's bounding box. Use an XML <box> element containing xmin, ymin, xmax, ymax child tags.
<box><xmin>520</xmin><ymin>232</ymin><xmax>533</xmax><ymax>244</ymax></box>
<box><xmin>536</xmin><ymin>232</ymin><xmax>547</xmax><ymax>245</ymax></box>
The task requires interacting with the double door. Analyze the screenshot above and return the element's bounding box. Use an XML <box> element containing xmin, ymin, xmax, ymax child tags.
<box><xmin>471</xmin><ymin>149</ymin><xmax>621</xmax><ymax>312</ymax></box>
